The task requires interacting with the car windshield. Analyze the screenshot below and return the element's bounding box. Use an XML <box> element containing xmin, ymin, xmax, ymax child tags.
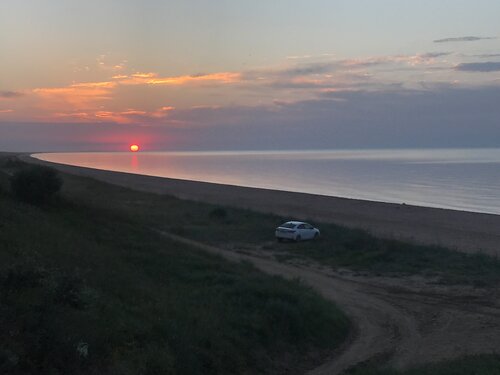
<box><xmin>281</xmin><ymin>223</ymin><xmax>297</xmax><ymax>229</ymax></box>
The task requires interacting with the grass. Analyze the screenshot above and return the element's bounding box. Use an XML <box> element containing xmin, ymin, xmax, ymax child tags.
<box><xmin>269</xmin><ymin>228</ymin><xmax>500</xmax><ymax>286</ymax></box>
<box><xmin>0</xmin><ymin>157</ymin><xmax>350</xmax><ymax>374</ymax></box>
<box><xmin>344</xmin><ymin>354</ymin><xmax>500</xmax><ymax>375</ymax></box>
<box><xmin>3</xmin><ymin>155</ymin><xmax>500</xmax><ymax>374</ymax></box>
<box><xmin>52</xmin><ymin>162</ymin><xmax>500</xmax><ymax>287</ymax></box>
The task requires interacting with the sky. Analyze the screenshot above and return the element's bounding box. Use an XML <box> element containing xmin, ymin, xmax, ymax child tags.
<box><xmin>1</xmin><ymin>0</ymin><xmax>500</xmax><ymax>151</ymax></box>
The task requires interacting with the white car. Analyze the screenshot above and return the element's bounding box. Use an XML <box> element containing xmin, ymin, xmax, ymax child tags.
<box><xmin>275</xmin><ymin>221</ymin><xmax>320</xmax><ymax>242</ymax></box>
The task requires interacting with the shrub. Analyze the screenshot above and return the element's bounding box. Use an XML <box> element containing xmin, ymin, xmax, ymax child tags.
<box><xmin>10</xmin><ymin>165</ymin><xmax>62</xmax><ymax>205</ymax></box>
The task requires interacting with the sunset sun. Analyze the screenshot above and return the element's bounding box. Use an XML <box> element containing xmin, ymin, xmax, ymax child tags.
<box><xmin>130</xmin><ymin>144</ymin><xmax>139</xmax><ymax>152</ymax></box>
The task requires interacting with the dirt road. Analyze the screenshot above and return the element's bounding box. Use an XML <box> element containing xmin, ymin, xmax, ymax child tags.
<box><xmin>160</xmin><ymin>232</ymin><xmax>500</xmax><ymax>374</ymax></box>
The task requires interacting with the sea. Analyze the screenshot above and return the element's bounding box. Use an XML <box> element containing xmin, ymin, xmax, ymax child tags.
<box><xmin>33</xmin><ymin>149</ymin><xmax>500</xmax><ymax>215</ymax></box>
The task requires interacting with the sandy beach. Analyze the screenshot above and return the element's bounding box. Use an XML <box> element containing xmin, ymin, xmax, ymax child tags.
<box><xmin>27</xmin><ymin>154</ymin><xmax>500</xmax><ymax>256</ymax></box>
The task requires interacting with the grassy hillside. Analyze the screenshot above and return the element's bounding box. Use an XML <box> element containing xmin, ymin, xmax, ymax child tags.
<box><xmin>0</xmin><ymin>157</ymin><xmax>349</xmax><ymax>374</ymax></box>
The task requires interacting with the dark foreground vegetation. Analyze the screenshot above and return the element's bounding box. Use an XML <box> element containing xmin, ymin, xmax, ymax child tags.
<box><xmin>0</xmin><ymin>156</ymin><xmax>349</xmax><ymax>374</ymax></box>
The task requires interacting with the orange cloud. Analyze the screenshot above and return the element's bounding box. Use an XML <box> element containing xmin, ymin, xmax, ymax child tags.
<box><xmin>114</xmin><ymin>71</ymin><xmax>241</xmax><ymax>86</ymax></box>
<box><xmin>0</xmin><ymin>109</ymin><xmax>14</xmax><ymax>113</ymax></box>
<box><xmin>148</xmin><ymin>72</ymin><xmax>241</xmax><ymax>85</ymax></box>
<box><xmin>120</xmin><ymin>109</ymin><xmax>148</xmax><ymax>115</ymax></box>
<box><xmin>33</xmin><ymin>81</ymin><xmax>115</xmax><ymax>109</ymax></box>
<box><xmin>29</xmin><ymin>64</ymin><xmax>242</xmax><ymax>124</ymax></box>
<box><xmin>71</xmin><ymin>81</ymin><xmax>116</xmax><ymax>89</ymax></box>
<box><xmin>33</xmin><ymin>69</ymin><xmax>240</xmax><ymax>114</ymax></box>
<box><xmin>132</xmin><ymin>72</ymin><xmax>156</xmax><ymax>78</ymax></box>
<box><xmin>150</xmin><ymin>106</ymin><xmax>175</xmax><ymax>118</ymax></box>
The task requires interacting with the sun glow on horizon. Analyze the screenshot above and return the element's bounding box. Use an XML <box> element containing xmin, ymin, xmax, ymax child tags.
<box><xmin>130</xmin><ymin>144</ymin><xmax>139</xmax><ymax>152</ymax></box>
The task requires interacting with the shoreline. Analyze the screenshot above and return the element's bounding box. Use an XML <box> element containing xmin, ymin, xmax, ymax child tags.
<box><xmin>32</xmin><ymin>149</ymin><xmax>500</xmax><ymax>217</ymax></box>
<box><xmin>24</xmin><ymin>153</ymin><xmax>500</xmax><ymax>256</ymax></box>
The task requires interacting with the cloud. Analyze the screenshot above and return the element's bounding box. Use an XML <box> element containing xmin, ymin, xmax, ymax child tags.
<box><xmin>1</xmin><ymin>91</ymin><xmax>24</xmax><ymax>98</ymax></box>
<box><xmin>420</xmin><ymin>52</ymin><xmax>451</xmax><ymax>58</ymax></box>
<box><xmin>129</xmin><ymin>85</ymin><xmax>500</xmax><ymax>149</ymax></box>
<box><xmin>237</xmin><ymin>52</ymin><xmax>452</xmax><ymax>94</ymax></box>
<box><xmin>3</xmin><ymin>86</ymin><xmax>500</xmax><ymax>151</ymax></box>
<box><xmin>286</xmin><ymin>54</ymin><xmax>313</xmax><ymax>60</ymax></box>
<box><xmin>341</xmin><ymin>52</ymin><xmax>451</xmax><ymax>68</ymax></box>
<box><xmin>286</xmin><ymin>53</ymin><xmax>336</xmax><ymax>60</ymax></box>
<box><xmin>0</xmin><ymin>109</ymin><xmax>14</xmax><ymax>113</ymax></box>
<box><xmin>33</xmin><ymin>81</ymin><xmax>115</xmax><ymax>109</ymax></box>
<box><xmin>29</xmin><ymin>68</ymin><xmax>241</xmax><ymax>123</ymax></box>
<box><xmin>171</xmin><ymin>86</ymin><xmax>500</xmax><ymax>150</ymax></box>
<box><xmin>434</xmin><ymin>36</ymin><xmax>496</xmax><ymax>43</ymax></box>
<box><xmin>12</xmin><ymin>49</ymin><xmax>500</xmax><ymax>127</ymax></box>
<box><xmin>71</xmin><ymin>81</ymin><xmax>116</xmax><ymax>89</ymax></box>
<box><xmin>474</xmin><ymin>53</ymin><xmax>500</xmax><ymax>58</ymax></box>
<box><xmin>278</xmin><ymin>62</ymin><xmax>335</xmax><ymax>77</ymax></box>
<box><xmin>97</xmin><ymin>55</ymin><xmax>128</xmax><ymax>72</ymax></box>
<box><xmin>455</xmin><ymin>62</ymin><xmax>500</xmax><ymax>72</ymax></box>
<box><xmin>131</xmin><ymin>72</ymin><xmax>156</xmax><ymax>79</ymax></box>
<box><xmin>116</xmin><ymin>71</ymin><xmax>241</xmax><ymax>86</ymax></box>
<box><xmin>53</xmin><ymin>106</ymin><xmax>176</xmax><ymax>124</ymax></box>
<box><xmin>149</xmin><ymin>72</ymin><xmax>240</xmax><ymax>85</ymax></box>
<box><xmin>31</xmin><ymin>69</ymin><xmax>239</xmax><ymax>118</ymax></box>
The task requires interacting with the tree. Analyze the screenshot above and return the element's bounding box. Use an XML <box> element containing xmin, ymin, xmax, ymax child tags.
<box><xmin>11</xmin><ymin>165</ymin><xmax>63</xmax><ymax>205</ymax></box>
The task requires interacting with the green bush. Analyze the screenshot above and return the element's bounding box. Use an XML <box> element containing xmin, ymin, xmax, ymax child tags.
<box><xmin>10</xmin><ymin>165</ymin><xmax>62</xmax><ymax>205</ymax></box>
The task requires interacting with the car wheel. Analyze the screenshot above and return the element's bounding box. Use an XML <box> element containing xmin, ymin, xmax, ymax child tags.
<box><xmin>314</xmin><ymin>232</ymin><xmax>319</xmax><ymax>239</ymax></box>
<box><xmin>295</xmin><ymin>235</ymin><xmax>301</xmax><ymax>242</ymax></box>
<box><xmin>277</xmin><ymin>237</ymin><xmax>283</xmax><ymax>243</ymax></box>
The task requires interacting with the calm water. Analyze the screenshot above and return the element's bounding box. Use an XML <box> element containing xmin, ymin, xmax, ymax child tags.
<box><xmin>34</xmin><ymin>149</ymin><xmax>500</xmax><ymax>215</ymax></box>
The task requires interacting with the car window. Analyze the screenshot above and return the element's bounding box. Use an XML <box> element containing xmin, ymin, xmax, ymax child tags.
<box><xmin>297</xmin><ymin>224</ymin><xmax>305</xmax><ymax>229</ymax></box>
<box><xmin>305</xmin><ymin>224</ymin><xmax>313</xmax><ymax>229</ymax></box>
<box><xmin>282</xmin><ymin>223</ymin><xmax>296</xmax><ymax>229</ymax></box>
